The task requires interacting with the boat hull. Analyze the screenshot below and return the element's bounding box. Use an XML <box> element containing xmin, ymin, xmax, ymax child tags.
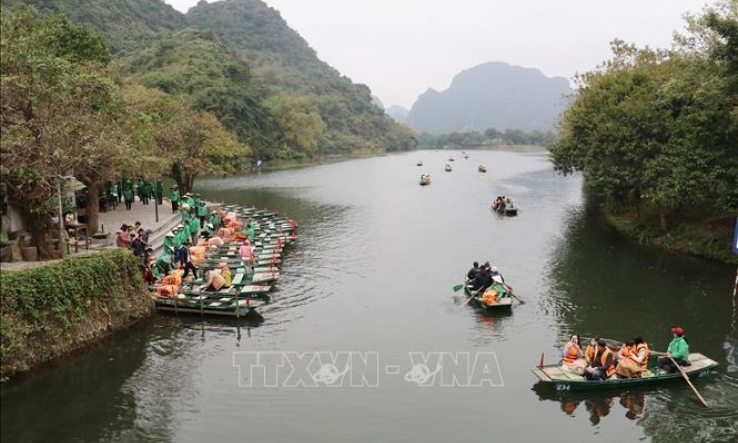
<box><xmin>463</xmin><ymin>284</ymin><xmax>514</xmax><ymax>310</ymax></box>
<box><xmin>531</xmin><ymin>353</ymin><xmax>718</xmax><ymax>392</ymax></box>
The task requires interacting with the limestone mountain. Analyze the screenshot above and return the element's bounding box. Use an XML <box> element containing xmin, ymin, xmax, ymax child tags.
<box><xmin>405</xmin><ymin>62</ymin><xmax>573</xmax><ymax>135</ymax></box>
<box><xmin>0</xmin><ymin>0</ymin><xmax>417</xmax><ymax>157</ymax></box>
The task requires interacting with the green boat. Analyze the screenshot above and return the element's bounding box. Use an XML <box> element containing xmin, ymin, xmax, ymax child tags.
<box><xmin>531</xmin><ymin>352</ymin><xmax>718</xmax><ymax>392</ymax></box>
<box><xmin>153</xmin><ymin>292</ymin><xmax>267</xmax><ymax>318</ymax></box>
<box><xmin>463</xmin><ymin>280</ymin><xmax>514</xmax><ymax>311</ymax></box>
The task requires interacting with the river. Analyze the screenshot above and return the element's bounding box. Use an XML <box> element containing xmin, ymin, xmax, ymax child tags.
<box><xmin>2</xmin><ymin>149</ymin><xmax>737</xmax><ymax>443</ymax></box>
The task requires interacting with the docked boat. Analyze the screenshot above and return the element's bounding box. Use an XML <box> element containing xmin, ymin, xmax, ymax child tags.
<box><xmin>532</xmin><ymin>353</ymin><xmax>718</xmax><ymax>392</ymax></box>
<box><xmin>445</xmin><ymin>164</ymin><xmax>452</xmax><ymax>172</ymax></box>
<box><xmin>153</xmin><ymin>290</ymin><xmax>267</xmax><ymax>317</ymax></box>
<box><xmin>152</xmin><ymin>203</ymin><xmax>297</xmax><ymax>318</ymax></box>
<box><xmin>463</xmin><ymin>280</ymin><xmax>514</xmax><ymax>311</ymax></box>
<box><xmin>478</xmin><ymin>164</ymin><xmax>487</xmax><ymax>173</ymax></box>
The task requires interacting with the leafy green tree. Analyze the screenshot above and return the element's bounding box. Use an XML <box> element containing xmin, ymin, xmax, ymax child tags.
<box><xmin>0</xmin><ymin>6</ymin><xmax>122</xmax><ymax>250</ymax></box>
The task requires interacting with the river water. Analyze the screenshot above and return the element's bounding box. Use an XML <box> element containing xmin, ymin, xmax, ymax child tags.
<box><xmin>2</xmin><ymin>149</ymin><xmax>737</xmax><ymax>443</ymax></box>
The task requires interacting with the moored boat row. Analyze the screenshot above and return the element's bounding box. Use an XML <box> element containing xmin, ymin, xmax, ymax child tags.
<box><xmin>151</xmin><ymin>205</ymin><xmax>297</xmax><ymax>318</ymax></box>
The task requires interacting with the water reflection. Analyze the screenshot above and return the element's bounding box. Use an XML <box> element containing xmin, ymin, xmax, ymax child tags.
<box><xmin>0</xmin><ymin>321</ymin><xmax>156</xmax><ymax>443</ymax></box>
<box><xmin>534</xmin><ymin>384</ymin><xmax>645</xmax><ymax>425</ymax></box>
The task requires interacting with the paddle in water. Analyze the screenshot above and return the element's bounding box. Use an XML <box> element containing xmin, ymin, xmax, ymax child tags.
<box><xmin>670</xmin><ymin>356</ymin><xmax>710</xmax><ymax>408</ymax></box>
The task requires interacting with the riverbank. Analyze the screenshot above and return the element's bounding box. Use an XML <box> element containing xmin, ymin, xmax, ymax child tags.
<box><xmin>603</xmin><ymin>210</ymin><xmax>738</xmax><ymax>265</ymax></box>
<box><xmin>0</xmin><ymin>250</ymin><xmax>153</xmax><ymax>382</ymax></box>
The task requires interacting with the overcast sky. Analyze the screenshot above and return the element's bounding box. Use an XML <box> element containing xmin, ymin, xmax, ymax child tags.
<box><xmin>164</xmin><ymin>0</ymin><xmax>711</xmax><ymax>109</ymax></box>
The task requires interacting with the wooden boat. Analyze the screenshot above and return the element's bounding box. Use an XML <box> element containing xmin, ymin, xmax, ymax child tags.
<box><xmin>153</xmin><ymin>292</ymin><xmax>267</xmax><ymax>317</ymax></box>
<box><xmin>419</xmin><ymin>175</ymin><xmax>431</xmax><ymax>186</ymax></box>
<box><xmin>448</xmin><ymin>157</ymin><xmax>455</xmax><ymax>162</ymax></box>
<box><xmin>445</xmin><ymin>164</ymin><xmax>452</xmax><ymax>172</ymax></box>
<box><xmin>478</xmin><ymin>164</ymin><xmax>487</xmax><ymax>173</ymax></box>
<box><xmin>153</xmin><ymin>203</ymin><xmax>296</xmax><ymax>318</ymax></box>
<box><xmin>491</xmin><ymin>201</ymin><xmax>518</xmax><ymax>216</ymax></box>
<box><xmin>463</xmin><ymin>280</ymin><xmax>514</xmax><ymax>311</ymax></box>
<box><xmin>532</xmin><ymin>353</ymin><xmax>718</xmax><ymax>392</ymax></box>
<box><xmin>416</xmin><ymin>161</ymin><xmax>423</xmax><ymax>166</ymax></box>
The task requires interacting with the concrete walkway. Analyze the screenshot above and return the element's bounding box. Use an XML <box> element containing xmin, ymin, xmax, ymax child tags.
<box><xmin>0</xmin><ymin>198</ymin><xmax>214</xmax><ymax>272</ymax></box>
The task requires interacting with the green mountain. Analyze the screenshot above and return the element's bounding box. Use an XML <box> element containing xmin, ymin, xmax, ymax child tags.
<box><xmin>1</xmin><ymin>0</ymin><xmax>417</xmax><ymax>157</ymax></box>
<box><xmin>406</xmin><ymin>62</ymin><xmax>573</xmax><ymax>135</ymax></box>
<box><xmin>0</xmin><ymin>0</ymin><xmax>186</xmax><ymax>54</ymax></box>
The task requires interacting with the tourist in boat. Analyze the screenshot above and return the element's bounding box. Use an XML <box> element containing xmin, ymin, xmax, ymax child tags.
<box><xmin>584</xmin><ymin>336</ymin><xmax>598</xmax><ymax>364</ymax></box>
<box><xmin>656</xmin><ymin>326</ymin><xmax>690</xmax><ymax>373</ymax></box>
<box><xmin>200</xmin><ymin>268</ymin><xmax>226</xmax><ymax>292</ymax></box>
<box><xmin>471</xmin><ymin>265</ymin><xmax>491</xmax><ymax>292</ymax></box>
<box><xmin>584</xmin><ymin>338</ymin><xmax>615</xmax><ymax>380</ymax></box>
<box><xmin>616</xmin><ymin>336</ymin><xmax>650</xmax><ymax>378</ymax></box>
<box><xmin>561</xmin><ymin>334</ymin><xmax>586</xmax><ymax>374</ymax></box>
<box><xmin>239</xmin><ymin>239</ymin><xmax>255</xmax><ymax>272</ymax></box>
<box><xmin>219</xmin><ymin>262</ymin><xmax>232</xmax><ymax>288</ymax></box>
<box><xmin>467</xmin><ymin>261</ymin><xmax>481</xmax><ymax>281</ymax></box>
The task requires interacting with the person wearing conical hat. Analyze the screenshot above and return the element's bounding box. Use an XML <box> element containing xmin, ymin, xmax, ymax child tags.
<box><xmin>163</xmin><ymin>231</ymin><xmax>175</xmax><ymax>249</ymax></box>
<box><xmin>209</xmin><ymin>210</ymin><xmax>221</xmax><ymax>229</ymax></box>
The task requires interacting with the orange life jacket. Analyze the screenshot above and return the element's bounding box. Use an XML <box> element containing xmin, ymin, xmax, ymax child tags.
<box><xmin>562</xmin><ymin>344</ymin><xmax>582</xmax><ymax>365</ymax></box>
<box><xmin>595</xmin><ymin>348</ymin><xmax>616</xmax><ymax>377</ymax></box>
<box><xmin>585</xmin><ymin>344</ymin><xmax>596</xmax><ymax>364</ymax></box>
<box><xmin>627</xmin><ymin>343</ymin><xmax>649</xmax><ymax>370</ymax></box>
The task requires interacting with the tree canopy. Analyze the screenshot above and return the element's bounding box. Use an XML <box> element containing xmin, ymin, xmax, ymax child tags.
<box><xmin>549</xmin><ymin>0</ymin><xmax>737</xmax><ymax>231</ymax></box>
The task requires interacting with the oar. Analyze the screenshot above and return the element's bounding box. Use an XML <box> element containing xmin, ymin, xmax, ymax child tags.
<box><xmin>669</xmin><ymin>356</ymin><xmax>710</xmax><ymax>408</ymax></box>
<box><xmin>456</xmin><ymin>286</ymin><xmax>480</xmax><ymax>311</ymax></box>
<box><xmin>502</xmin><ymin>282</ymin><xmax>525</xmax><ymax>304</ymax></box>
<box><xmin>453</xmin><ymin>283</ymin><xmax>465</xmax><ymax>292</ymax></box>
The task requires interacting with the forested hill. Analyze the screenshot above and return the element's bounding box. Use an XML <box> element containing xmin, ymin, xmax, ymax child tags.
<box><xmin>406</xmin><ymin>62</ymin><xmax>572</xmax><ymax>135</ymax></box>
<box><xmin>0</xmin><ymin>0</ymin><xmax>417</xmax><ymax>157</ymax></box>
<box><xmin>0</xmin><ymin>0</ymin><xmax>186</xmax><ymax>54</ymax></box>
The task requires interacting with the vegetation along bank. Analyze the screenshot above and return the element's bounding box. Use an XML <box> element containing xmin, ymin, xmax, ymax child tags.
<box><xmin>0</xmin><ymin>250</ymin><xmax>153</xmax><ymax>382</ymax></box>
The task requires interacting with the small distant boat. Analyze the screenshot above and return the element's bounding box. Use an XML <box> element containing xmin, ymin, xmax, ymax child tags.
<box><xmin>492</xmin><ymin>198</ymin><xmax>518</xmax><ymax>216</ymax></box>
<box><xmin>448</xmin><ymin>157</ymin><xmax>455</xmax><ymax>162</ymax></box>
<box><xmin>419</xmin><ymin>175</ymin><xmax>431</xmax><ymax>186</ymax></box>
<box><xmin>445</xmin><ymin>164</ymin><xmax>452</xmax><ymax>172</ymax></box>
<box><xmin>478</xmin><ymin>164</ymin><xmax>487</xmax><ymax>173</ymax></box>
<box><xmin>417</xmin><ymin>161</ymin><xmax>423</xmax><ymax>166</ymax></box>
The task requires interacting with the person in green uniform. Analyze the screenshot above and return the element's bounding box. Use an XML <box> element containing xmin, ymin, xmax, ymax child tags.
<box><xmin>656</xmin><ymin>326</ymin><xmax>690</xmax><ymax>373</ymax></box>
<box><xmin>163</xmin><ymin>231</ymin><xmax>175</xmax><ymax>250</ymax></box>
<box><xmin>123</xmin><ymin>185</ymin><xmax>134</xmax><ymax>210</ymax></box>
<box><xmin>244</xmin><ymin>222</ymin><xmax>255</xmax><ymax>243</ymax></box>
<box><xmin>156</xmin><ymin>247</ymin><xmax>175</xmax><ymax>275</ymax></box>
<box><xmin>209</xmin><ymin>210</ymin><xmax>221</xmax><ymax>229</ymax></box>
<box><xmin>197</xmin><ymin>201</ymin><xmax>208</xmax><ymax>229</ymax></box>
<box><xmin>169</xmin><ymin>185</ymin><xmax>180</xmax><ymax>213</ymax></box>
<box><xmin>140</xmin><ymin>179</ymin><xmax>152</xmax><ymax>205</ymax></box>
<box><xmin>187</xmin><ymin>211</ymin><xmax>200</xmax><ymax>243</ymax></box>
<box><xmin>155</xmin><ymin>180</ymin><xmax>164</xmax><ymax>205</ymax></box>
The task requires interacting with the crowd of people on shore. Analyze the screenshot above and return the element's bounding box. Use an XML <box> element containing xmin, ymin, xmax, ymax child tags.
<box><xmin>559</xmin><ymin>327</ymin><xmax>690</xmax><ymax>381</ymax></box>
<box><xmin>104</xmin><ymin>177</ymin><xmax>165</xmax><ymax>211</ymax></box>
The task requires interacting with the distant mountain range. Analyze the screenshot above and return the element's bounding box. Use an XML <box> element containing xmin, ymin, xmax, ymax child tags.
<box><xmin>394</xmin><ymin>62</ymin><xmax>573</xmax><ymax>135</ymax></box>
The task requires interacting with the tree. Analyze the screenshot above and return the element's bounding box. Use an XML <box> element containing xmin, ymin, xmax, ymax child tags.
<box><xmin>1</xmin><ymin>6</ymin><xmax>121</xmax><ymax>253</ymax></box>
